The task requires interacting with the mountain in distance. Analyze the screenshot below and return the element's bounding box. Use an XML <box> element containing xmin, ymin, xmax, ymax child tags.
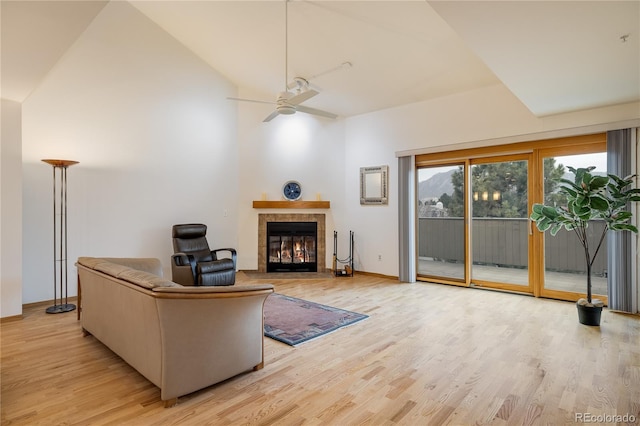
<box><xmin>416</xmin><ymin>169</ymin><xmax>605</xmax><ymax>201</ymax></box>
<box><xmin>418</xmin><ymin>169</ymin><xmax>455</xmax><ymax>200</ymax></box>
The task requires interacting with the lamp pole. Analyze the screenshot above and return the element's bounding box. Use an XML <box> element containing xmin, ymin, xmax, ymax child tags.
<box><xmin>42</xmin><ymin>159</ymin><xmax>78</xmax><ymax>314</ymax></box>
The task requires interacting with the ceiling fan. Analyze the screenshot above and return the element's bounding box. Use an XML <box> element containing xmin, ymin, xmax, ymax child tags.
<box><xmin>227</xmin><ymin>1</ymin><xmax>338</xmax><ymax>122</ymax></box>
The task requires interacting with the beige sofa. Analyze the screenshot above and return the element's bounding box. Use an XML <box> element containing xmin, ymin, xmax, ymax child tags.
<box><xmin>76</xmin><ymin>257</ymin><xmax>274</xmax><ymax>407</ymax></box>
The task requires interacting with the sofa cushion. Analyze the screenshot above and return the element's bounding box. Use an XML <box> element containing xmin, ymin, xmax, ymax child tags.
<box><xmin>118</xmin><ymin>269</ymin><xmax>181</xmax><ymax>289</ymax></box>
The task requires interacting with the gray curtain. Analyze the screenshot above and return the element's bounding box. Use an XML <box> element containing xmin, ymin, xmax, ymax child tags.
<box><xmin>398</xmin><ymin>156</ymin><xmax>416</xmax><ymax>282</ymax></box>
<box><xmin>607</xmin><ymin>128</ymin><xmax>638</xmax><ymax>313</ymax></box>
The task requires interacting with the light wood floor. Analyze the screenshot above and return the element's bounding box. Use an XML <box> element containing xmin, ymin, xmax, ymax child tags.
<box><xmin>2</xmin><ymin>272</ymin><xmax>639</xmax><ymax>425</ymax></box>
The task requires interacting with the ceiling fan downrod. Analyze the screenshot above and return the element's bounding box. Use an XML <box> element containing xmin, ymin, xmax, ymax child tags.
<box><xmin>284</xmin><ymin>0</ymin><xmax>289</xmax><ymax>93</ymax></box>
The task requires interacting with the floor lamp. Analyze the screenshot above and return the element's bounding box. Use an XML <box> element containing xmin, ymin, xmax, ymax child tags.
<box><xmin>42</xmin><ymin>159</ymin><xmax>78</xmax><ymax>314</ymax></box>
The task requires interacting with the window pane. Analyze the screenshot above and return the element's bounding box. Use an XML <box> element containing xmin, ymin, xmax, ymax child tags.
<box><xmin>542</xmin><ymin>153</ymin><xmax>607</xmax><ymax>295</ymax></box>
<box><xmin>471</xmin><ymin>160</ymin><xmax>529</xmax><ymax>286</ymax></box>
<box><xmin>417</xmin><ymin>165</ymin><xmax>465</xmax><ymax>281</ymax></box>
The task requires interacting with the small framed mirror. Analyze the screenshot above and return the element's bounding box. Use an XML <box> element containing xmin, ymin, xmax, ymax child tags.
<box><xmin>360</xmin><ymin>165</ymin><xmax>388</xmax><ymax>205</ymax></box>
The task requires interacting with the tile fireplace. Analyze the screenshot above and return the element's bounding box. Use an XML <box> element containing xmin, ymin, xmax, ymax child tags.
<box><xmin>258</xmin><ymin>213</ymin><xmax>326</xmax><ymax>273</ymax></box>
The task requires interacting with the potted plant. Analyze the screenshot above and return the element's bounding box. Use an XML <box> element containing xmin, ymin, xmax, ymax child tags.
<box><xmin>530</xmin><ymin>166</ymin><xmax>640</xmax><ymax>325</ymax></box>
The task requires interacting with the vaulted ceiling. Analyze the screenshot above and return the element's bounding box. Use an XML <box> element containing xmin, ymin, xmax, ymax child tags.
<box><xmin>2</xmin><ymin>1</ymin><xmax>638</xmax><ymax>119</ymax></box>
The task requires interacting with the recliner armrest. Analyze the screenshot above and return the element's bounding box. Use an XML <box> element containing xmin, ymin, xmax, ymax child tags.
<box><xmin>171</xmin><ymin>252</ymin><xmax>194</xmax><ymax>267</ymax></box>
<box><xmin>171</xmin><ymin>253</ymin><xmax>198</xmax><ymax>286</ymax></box>
<box><xmin>210</xmin><ymin>248</ymin><xmax>237</xmax><ymax>266</ymax></box>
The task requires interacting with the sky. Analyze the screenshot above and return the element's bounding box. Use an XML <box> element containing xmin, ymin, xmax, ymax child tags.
<box><xmin>555</xmin><ymin>153</ymin><xmax>607</xmax><ymax>173</ymax></box>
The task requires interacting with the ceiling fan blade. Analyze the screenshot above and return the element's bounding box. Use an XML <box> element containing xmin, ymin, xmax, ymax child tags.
<box><xmin>263</xmin><ymin>110</ymin><xmax>281</xmax><ymax>122</ymax></box>
<box><xmin>227</xmin><ymin>96</ymin><xmax>275</xmax><ymax>105</ymax></box>
<box><xmin>296</xmin><ymin>105</ymin><xmax>338</xmax><ymax>120</ymax></box>
<box><xmin>288</xmin><ymin>89</ymin><xmax>319</xmax><ymax>105</ymax></box>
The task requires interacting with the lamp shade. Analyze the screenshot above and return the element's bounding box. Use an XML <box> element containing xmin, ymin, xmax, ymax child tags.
<box><xmin>42</xmin><ymin>159</ymin><xmax>79</xmax><ymax>168</ymax></box>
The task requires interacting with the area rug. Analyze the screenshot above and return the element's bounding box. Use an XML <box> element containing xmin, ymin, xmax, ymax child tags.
<box><xmin>263</xmin><ymin>293</ymin><xmax>368</xmax><ymax>346</ymax></box>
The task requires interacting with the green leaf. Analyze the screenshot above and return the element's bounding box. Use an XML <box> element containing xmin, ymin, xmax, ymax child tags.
<box><xmin>608</xmin><ymin>174</ymin><xmax>626</xmax><ymax>186</ymax></box>
<box><xmin>575</xmin><ymin>195</ymin><xmax>588</xmax><ymax>208</ymax></box>
<box><xmin>537</xmin><ymin>217</ymin><xmax>552</xmax><ymax>231</ymax></box>
<box><xmin>611</xmin><ymin>224</ymin><xmax>639</xmax><ymax>233</ymax></box>
<box><xmin>609</xmin><ymin>173</ymin><xmax>636</xmax><ymax>187</ymax></box>
<box><xmin>613</xmin><ymin>211</ymin><xmax>632</xmax><ymax>221</ymax></box>
<box><xmin>589</xmin><ymin>176</ymin><xmax>609</xmax><ymax>190</ymax></box>
<box><xmin>562</xmin><ymin>186</ymin><xmax>578</xmax><ymax>198</ymax></box>
<box><xmin>568</xmin><ymin>200</ymin><xmax>579</xmax><ymax>215</ymax></box>
<box><xmin>559</xmin><ymin>179</ymin><xmax>582</xmax><ymax>192</ymax></box>
<box><xmin>577</xmin><ymin>207</ymin><xmax>592</xmax><ymax>221</ymax></box>
<box><xmin>589</xmin><ymin>196</ymin><xmax>609</xmax><ymax>211</ymax></box>
<box><xmin>571</xmin><ymin>166</ymin><xmax>595</xmax><ymax>186</ymax></box>
<box><xmin>550</xmin><ymin>223</ymin><xmax>563</xmax><ymax>236</ymax></box>
<box><xmin>532</xmin><ymin>204</ymin><xmax>545</xmax><ymax>214</ymax></box>
<box><xmin>541</xmin><ymin>205</ymin><xmax>559</xmax><ymax>218</ymax></box>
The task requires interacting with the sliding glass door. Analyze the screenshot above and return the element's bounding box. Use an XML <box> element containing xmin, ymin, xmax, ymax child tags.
<box><xmin>470</xmin><ymin>155</ymin><xmax>532</xmax><ymax>292</ymax></box>
<box><xmin>415</xmin><ymin>134</ymin><xmax>607</xmax><ymax>302</ymax></box>
<box><xmin>538</xmin><ymin>150</ymin><xmax>608</xmax><ymax>302</ymax></box>
<box><xmin>416</xmin><ymin>164</ymin><xmax>466</xmax><ymax>283</ymax></box>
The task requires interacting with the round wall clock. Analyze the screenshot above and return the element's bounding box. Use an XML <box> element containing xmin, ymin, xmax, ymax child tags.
<box><xmin>282</xmin><ymin>180</ymin><xmax>302</xmax><ymax>201</ymax></box>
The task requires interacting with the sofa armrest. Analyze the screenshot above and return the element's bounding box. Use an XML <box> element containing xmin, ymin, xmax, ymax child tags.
<box><xmin>154</xmin><ymin>284</ymin><xmax>274</xmax><ymax>401</ymax></box>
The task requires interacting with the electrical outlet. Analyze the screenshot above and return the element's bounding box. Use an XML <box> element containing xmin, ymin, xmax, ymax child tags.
<box><xmin>224</xmin><ymin>209</ymin><xmax>228</xmax><ymax>217</ymax></box>
<box><xmin>378</xmin><ymin>254</ymin><xmax>382</xmax><ymax>261</ymax></box>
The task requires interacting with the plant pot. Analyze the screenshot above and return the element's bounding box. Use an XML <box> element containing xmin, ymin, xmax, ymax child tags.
<box><xmin>576</xmin><ymin>303</ymin><xmax>602</xmax><ymax>326</ymax></box>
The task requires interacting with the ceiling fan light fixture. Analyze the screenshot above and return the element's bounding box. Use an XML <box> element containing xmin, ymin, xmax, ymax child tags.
<box><xmin>277</xmin><ymin>104</ymin><xmax>296</xmax><ymax>115</ymax></box>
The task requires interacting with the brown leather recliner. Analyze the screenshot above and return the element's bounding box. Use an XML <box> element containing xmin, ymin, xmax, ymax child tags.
<box><xmin>171</xmin><ymin>224</ymin><xmax>236</xmax><ymax>286</ymax></box>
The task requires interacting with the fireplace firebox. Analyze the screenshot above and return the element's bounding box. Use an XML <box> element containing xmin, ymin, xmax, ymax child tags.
<box><xmin>267</xmin><ymin>222</ymin><xmax>317</xmax><ymax>272</ymax></box>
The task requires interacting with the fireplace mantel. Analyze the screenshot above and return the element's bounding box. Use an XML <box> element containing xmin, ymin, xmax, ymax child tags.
<box><xmin>253</xmin><ymin>201</ymin><xmax>330</xmax><ymax>209</ymax></box>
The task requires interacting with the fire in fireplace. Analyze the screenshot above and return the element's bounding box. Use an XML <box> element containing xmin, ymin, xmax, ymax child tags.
<box><xmin>267</xmin><ymin>222</ymin><xmax>317</xmax><ymax>272</ymax></box>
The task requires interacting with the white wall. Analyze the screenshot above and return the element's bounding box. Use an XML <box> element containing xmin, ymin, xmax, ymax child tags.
<box><xmin>343</xmin><ymin>84</ymin><xmax>640</xmax><ymax>277</ymax></box>
<box><xmin>1</xmin><ymin>99</ymin><xmax>23</xmax><ymax>317</ymax></box>
<box><xmin>21</xmin><ymin>1</ymin><xmax>238</xmax><ymax>304</ymax></box>
<box><xmin>235</xmin><ymin>90</ymin><xmax>346</xmax><ymax>271</ymax></box>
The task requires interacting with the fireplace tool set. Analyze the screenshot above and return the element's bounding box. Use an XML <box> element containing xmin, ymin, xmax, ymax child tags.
<box><xmin>333</xmin><ymin>230</ymin><xmax>354</xmax><ymax>277</ymax></box>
